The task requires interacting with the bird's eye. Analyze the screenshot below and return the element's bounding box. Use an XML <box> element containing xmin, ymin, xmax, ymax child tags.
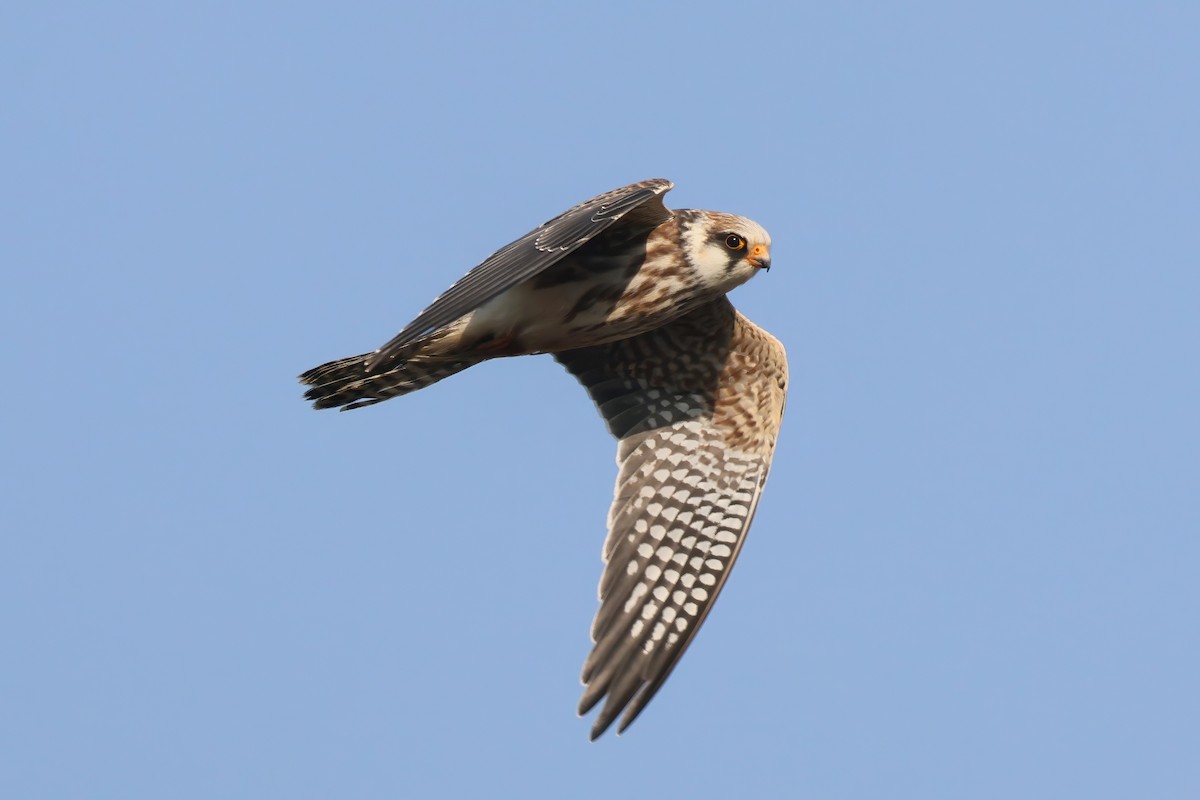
<box><xmin>724</xmin><ymin>234</ymin><xmax>745</xmax><ymax>250</ymax></box>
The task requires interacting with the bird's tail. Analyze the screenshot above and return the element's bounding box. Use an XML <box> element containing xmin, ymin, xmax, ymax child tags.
<box><xmin>299</xmin><ymin>352</ymin><xmax>483</xmax><ymax>411</ymax></box>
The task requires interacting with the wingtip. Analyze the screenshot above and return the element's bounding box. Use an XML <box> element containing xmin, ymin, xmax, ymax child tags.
<box><xmin>579</xmin><ymin>686</ymin><xmax>620</xmax><ymax>741</ymax></box>
<box><xmin>588</xmin><ymin>714</ymin><xmax>620</xmax><ymax>741</ymax></box>
<box><xmin>577</xmin><ymin>684</ymin><xmax>602</xmax><ymax>718</ymax></box>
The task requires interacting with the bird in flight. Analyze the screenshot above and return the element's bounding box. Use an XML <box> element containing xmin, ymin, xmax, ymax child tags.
<box><xmin>300</xmin><ymin>179</ymin><xmax>788</xmax><ymax>739</ymax></box>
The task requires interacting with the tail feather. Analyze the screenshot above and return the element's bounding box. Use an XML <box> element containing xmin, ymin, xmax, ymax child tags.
<box><xmin>299</xmin><ymin>352</ymin><xmax>482</xmax><ymax>411</ymax></box>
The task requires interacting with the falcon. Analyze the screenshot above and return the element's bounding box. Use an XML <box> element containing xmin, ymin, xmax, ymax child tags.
<box><xmin>300</xmin><ymin>179</ymin><xmax>788</xmax><ymax>739</ymax></box>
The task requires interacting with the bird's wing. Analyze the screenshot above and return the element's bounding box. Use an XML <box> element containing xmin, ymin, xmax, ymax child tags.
<box><xmin>555</xmin><ymin>297</ymin><xmax>788</xmax><ymax>739</ymax></box>
<box><xmin>365</xmin><ymin>178</ymin><xmax>675</xmax><ymax>370</ymax></box>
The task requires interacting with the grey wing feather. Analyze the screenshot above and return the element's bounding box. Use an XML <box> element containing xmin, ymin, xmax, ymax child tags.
<box><xmin>555</xmin><ymin>298</ymin><xmax>788</xmax><ymax>739</ymax></box>
<box><xmin>364</xmin><ymin>178</ymin><xmax>674</xmax><ymax>371</ymax></box>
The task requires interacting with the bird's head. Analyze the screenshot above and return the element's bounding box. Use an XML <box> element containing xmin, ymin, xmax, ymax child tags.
<box><xmin>678</xmin><ymin>211</ymin><xmax>772</xmax><ymax>292</ymax></box>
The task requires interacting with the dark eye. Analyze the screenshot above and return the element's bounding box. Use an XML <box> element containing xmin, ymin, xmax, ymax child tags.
<box><xmin>724</xmin><ymin>234</ymin><xmax>745</xmax><ymax>250</ymax></box>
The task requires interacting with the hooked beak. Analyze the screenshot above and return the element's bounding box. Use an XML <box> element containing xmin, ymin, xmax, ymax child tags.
<box><xmin>748</xmin><ymin>244</ymin><xmax>771</xmax><ymax>271</ymax></box>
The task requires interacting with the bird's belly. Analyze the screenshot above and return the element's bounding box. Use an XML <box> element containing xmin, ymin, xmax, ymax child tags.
<box><xmin>458</xmin><ymin>256</ymin><xmax>711</xmax><ymax>356</ymax></box>
<box><xmin>462</xmin><ymin>279</ymin><xmax>626</xmax><ymax>354</ymax></box>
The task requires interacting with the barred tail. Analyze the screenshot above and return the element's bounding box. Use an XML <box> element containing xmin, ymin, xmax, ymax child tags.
<box><xmin>299</xmin><ymin>352</ymin><xmax>483</xmax><ymax>411</ymax></box>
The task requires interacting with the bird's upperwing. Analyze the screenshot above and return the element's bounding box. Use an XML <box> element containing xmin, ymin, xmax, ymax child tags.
<box><xmin>364</xmin><ymin>178</ymin><xmax>675</xmax><ymax>371</ymax></box>
<box><xmin>554</xmin><ymin>297</ymin><xmax>788</xmax><ymax>739</ymax></box>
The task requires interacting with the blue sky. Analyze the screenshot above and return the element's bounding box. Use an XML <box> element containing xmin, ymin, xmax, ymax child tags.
<box><xmin>4</xmin><ymin>2</ymin><xmax>1198</xmax><ymax>797</ymax></box>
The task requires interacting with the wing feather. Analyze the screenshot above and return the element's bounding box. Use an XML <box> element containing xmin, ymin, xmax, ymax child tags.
<box><xmin>364</xmin><ymin>178</ymin><xmax>674</xmax><ymax>370</ymax></box>
<box><xmin>555</xmin><ymin>297</ymin><xmax>788</xmax><ymax>739</ymax></box>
